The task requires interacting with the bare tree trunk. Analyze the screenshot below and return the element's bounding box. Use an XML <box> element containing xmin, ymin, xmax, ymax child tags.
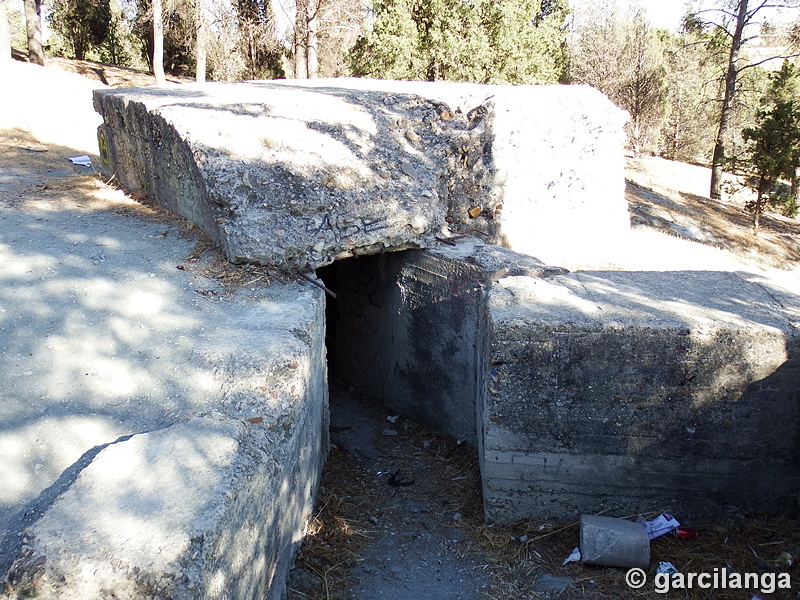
<box><xmin>0</xmin><ymin>0</ymin><xmax>10</xmax><ymax>63</ymax></box>
<box><xmin>195</xmin><ymin>0</ymin><xmax>207</xmax><ymax>82</ymax></box>
<box><xmin>153</xmin><ymin>0</ymin><xmax>166</xmax><ymax>84</ymax></box>
<box><xmin>710</xmin><ymin>0</ymin><xmax>748</xmax><ymax>200</ymax></box>
<box><xmin>306</xmin><ymin>1</ymin><xmax>318</xmax><ymax>78</ymax></box>
<box><xmin>753</xmin><ymin>175</ymin><xmax>767</xmax><ymax>231</ymax></box>
<box><xmin>23</xmin><ymin>0</ymin><xmax>44</xmax><ymax>66</ymax></box>
<box><xmin>294</xmin><ymin>0</ymin><xmax>308</xmax><ymax>78</ymax></box>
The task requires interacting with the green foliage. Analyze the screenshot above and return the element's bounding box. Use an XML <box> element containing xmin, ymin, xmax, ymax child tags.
<box><xmin>134</xmin><ymin>0</ymin><xmax>195</xmax><ymax>75</ymax></box>
<box><xmin>99</xmin><ymin>4</ymin><xmax>143</xmax><ymax>67</ymax></box>
<box><xmin>745</xmin><ymin>184</ymin><xmax>800</xmax><ymax>218</ymax></box>
<box><xmin>740</xmin><ymin>61</ymin><xmax>800</xmax><ymax>225</ymax></box>
<box><xmin>49</xmin><ymin>0</ymin><xmax>111</xmax><ymax>60</ymax></box>
<box><xmin>658</xmin><ymin>27</ymin><xmax>725</xmax><ymax>162</ymax></box>
<box><xmin>7</xmin><ymin>5</ymin><xmax>30</xmax><ymax>48</ymax></box>
<box><xmin>349</xmin><ymin>0</ymin><xmax>569</xmax><ymax>84</ymax></box>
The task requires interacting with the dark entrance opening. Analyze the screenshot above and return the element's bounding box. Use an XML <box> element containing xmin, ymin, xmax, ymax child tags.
<box><xmin>315</xmin><ymin>250</ymin><xmax>485</xmax><ymax>446</ymax></box>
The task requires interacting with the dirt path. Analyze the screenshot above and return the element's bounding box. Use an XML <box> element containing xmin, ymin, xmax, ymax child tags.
<box><xmin>288</xmin><ymin>381</ymin><xmax>494</xmax><ymax>600</ymax></box>
<box><xmin>287</xmin><ymin>382</ymin><xmax>800</xmax><ymax>600</ymax></box>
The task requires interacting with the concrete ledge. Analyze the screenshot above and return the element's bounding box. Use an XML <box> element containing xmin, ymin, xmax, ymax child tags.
<box><xmin>94</xmin><ymin>79</ymin><xmax>627</xmax><ymax>270</ymax></box>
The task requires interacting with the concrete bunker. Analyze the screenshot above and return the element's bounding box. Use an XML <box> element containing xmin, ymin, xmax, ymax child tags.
<box><xmin>11</xmin><ymin>78</ymin><xmax>797</xmax><ymax>600</ymax></box>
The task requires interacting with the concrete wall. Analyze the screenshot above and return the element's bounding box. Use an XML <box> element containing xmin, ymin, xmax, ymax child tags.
<box><xmin>94</xmin><ymin>80</ymin><xmax>627</xmax><ymax>271</ymax></box>
<box><xmin>330</xmin><ymin>244</ymin><xmax>800</xmax><ymax>523</ymax></box>
<box><xmin>483</xmin><ymin>271</ymin><xmax>800</xmax><ymax>522</ymax></box>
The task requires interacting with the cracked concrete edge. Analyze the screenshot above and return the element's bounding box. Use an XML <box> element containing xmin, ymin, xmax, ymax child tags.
<box><xmin>486</xmin><ymin>270</ymin><xmax>800</xmax><ymax>331</ymax></box>
<box><xmin>1</xmin><ymin>282</ymin><xmax>329</xmax><ymax>600</ymax></box>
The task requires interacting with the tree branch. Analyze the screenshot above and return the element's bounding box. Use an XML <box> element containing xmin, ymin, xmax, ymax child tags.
<box><xmin>738</xmin><ymin>50</ymin><xmax>800</xmax><ymax>72</ymax></box>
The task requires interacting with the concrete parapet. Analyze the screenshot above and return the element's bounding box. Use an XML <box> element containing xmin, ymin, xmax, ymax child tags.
<box><xmin>483</xmin><ymin>271</ymin><xmax>800</xmax><ymax>521</ymax></box>
<box><xmin>93</xmin><ymin>79</ymin><xmax>627</xmax><ymax>270</ymax></box>
<box><xmin>1</xmin><ymin>281</ymin><xmax>328</xmax><ymax>600</ymax></box>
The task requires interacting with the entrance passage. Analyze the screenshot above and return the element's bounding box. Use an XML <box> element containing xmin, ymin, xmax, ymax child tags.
<box><xmin>316</xmin><ymin>251</ymin><xmax>486</xmax><ymax>446</ymax></box>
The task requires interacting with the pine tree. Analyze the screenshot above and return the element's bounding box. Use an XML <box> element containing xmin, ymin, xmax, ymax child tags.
<box><xmin>741</xmin><ymin>60</ymin><xmax>800</xmax><ymax>228</ymax></box>
<box><xmin>349</xmin><ymin>0</ymin><xmax>568</xmax><ymax>84</ymax></box>
<box><xmin>49</xmin><ymin>0</ymin><xmax>111</xmax><ymax>60</ymax></box>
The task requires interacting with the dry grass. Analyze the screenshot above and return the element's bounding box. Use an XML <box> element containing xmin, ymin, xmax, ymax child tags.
<box><xmin>626</xmin><ymin>157</ymin><xmax>800</xmax><ymax>272</ymax></box>
<box><xmin>1</xmin><ymin>128</ymin><xmax>296</xmax><ymax>297</ymax></box>
<box><xmin>12</xmin><ymin>48</ymin><xmax>192</xmax><ymax>87</ymax></box>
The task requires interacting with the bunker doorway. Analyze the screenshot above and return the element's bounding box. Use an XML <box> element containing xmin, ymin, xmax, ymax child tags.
<box><xmin>316</xmin><ymin>250</ymin><xmax>484</xmax><ymax>447</ymax></box>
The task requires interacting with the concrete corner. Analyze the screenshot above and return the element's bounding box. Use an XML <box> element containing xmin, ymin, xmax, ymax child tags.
<box><xmin>482</xmin><ymin>270</ymin><xmax>800</xmax><ymax>521</ymax></box>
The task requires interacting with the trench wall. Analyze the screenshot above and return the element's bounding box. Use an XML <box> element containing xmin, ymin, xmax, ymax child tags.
<box><xmin>485</xmin><ymin>271</ymin><xmax>800</xmax><ymax>521</ymax></box>
<box><xmin>332</xmin><ymin>251</ymin><xmax>485</xmax><ymax>444</ymax></box>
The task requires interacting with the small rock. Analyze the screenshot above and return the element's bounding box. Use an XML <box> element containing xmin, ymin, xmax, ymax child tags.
<box><xmin>399</xmin><ymin>161</ymin><xmax>419</xmax><ymax>179</ymax></box>
<box><xmin>405</xmin><ymin>130</ymin><xmax>420</xmax><ymax>143</ymax></box>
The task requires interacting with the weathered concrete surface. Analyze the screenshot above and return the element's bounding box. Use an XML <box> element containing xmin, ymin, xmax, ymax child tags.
<box><xmin>483</xmin><ymin>270</ymin><xmax>800</xmax><ymax>522</ymax></box>
<box><xmin>94</xmin><ymin>79</ymin><xmax>627</xmax><ymax>270</ymax></box>
<box><xmin>579</xmin><ymin>515</ymin><xmax>649</xmax><ymax>569</ymax></box>
<box><xmin>0</xmin><ymin>161</ymin><xmax>328</xmax><ymax>599</ymax></box>
<box><xmin>328</xmin><ymin>240</ymin><xmax>563</xmax><ymax>444</ymax></box>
